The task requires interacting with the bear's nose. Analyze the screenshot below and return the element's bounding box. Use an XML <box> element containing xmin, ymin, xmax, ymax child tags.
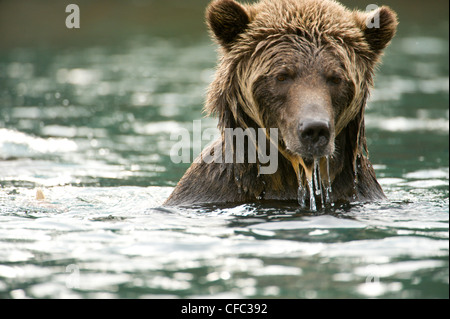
<box><xmin>298</xmin><ymin>119</ymin><xmax>331</xmax><ymax>149</ymax></box>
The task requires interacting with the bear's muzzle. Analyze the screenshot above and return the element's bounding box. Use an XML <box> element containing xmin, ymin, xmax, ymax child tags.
<box><xmin>298</xmin><ymin>119</ymin><xmax>331</xmax><ymax>158</ymax></box>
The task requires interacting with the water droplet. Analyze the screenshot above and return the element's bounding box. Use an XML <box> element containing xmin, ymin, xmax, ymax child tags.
<box><xmin>308</xmin><ymin>178</ymin><xmax>316</xmax><ymax>211</ymax></box>
<box><xmin>315</xmin><ymin>158</ymin><xmax>324</xmax><ymax>208</ymax></box>
<box><xmin>298</xmin><ymin>185</ymin><xmax>306</xmax><ymax>208</ymax></box>
<box><xmin>353</xmin><ymin>155</ymin><xmax>359</xmax><ymax>200</ymax></box>
<box><xmin>325</xmin><ymin>155</ymin><xmax>332</xmax><ymax>204</ymax></box>
<box><xmin>297</xmin><ymin>169</ymin><xmax>306</xmax><ymax>208</ymax></box>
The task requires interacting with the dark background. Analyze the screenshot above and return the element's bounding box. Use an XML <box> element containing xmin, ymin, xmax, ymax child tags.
<box><xmin>1</xmin><ymin>0</ymin><xmax>448</xmax><ymax>48</ymax></box>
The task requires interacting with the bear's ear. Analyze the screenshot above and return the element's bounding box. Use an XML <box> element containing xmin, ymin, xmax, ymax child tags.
<box><xmin>206</xmin><ymin>0</ymin><xmax>250</xmax><ymax>51</ymax></box>
<box><xmin>357</xmin><ymin>6</ymin><xmax>398</xmax><ymax>54</ymax></box>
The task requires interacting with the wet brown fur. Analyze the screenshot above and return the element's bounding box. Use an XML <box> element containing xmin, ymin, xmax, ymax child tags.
<box><xmin>165</xmin><ymin>0</ymin><xmax>398</xmax><ymax>207</ymax></box>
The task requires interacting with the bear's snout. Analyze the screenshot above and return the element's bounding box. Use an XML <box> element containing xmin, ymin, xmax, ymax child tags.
<box><xmin>298</xmin><ymin>119</ymin><xmax>332</xmax><ymax>157</ymax></box>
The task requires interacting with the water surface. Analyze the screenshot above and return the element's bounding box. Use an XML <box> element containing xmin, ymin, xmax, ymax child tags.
<box><xmin>0</xmin><ymin>1</ymin><xmax>448</xmax><ymax>299</ymax></box>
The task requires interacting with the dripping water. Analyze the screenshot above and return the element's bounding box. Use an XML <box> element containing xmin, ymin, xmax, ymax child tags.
<box><xmin>297</xmin><ymin>185</ymin><xmax>307</xmax><ymax>208</ymax></box>
<box><xmin>297</xmin><ymin>157</ymin><xmax>336</xmax><ymax>211</ymax></box>
<box><xmin>308</xmin><ymin>178</ymin><xmax>316</xmax><ymax>211</ymax></box>
<box><xmin>314</xmin><ymin>158</ymin><xmax>324</xmax><ymax>208</ymax></box>
<box><xmin>297</xmin><ymin>162</ymin><xmax>316</xmax><ymax>211</ymax></box>
<box><xmin>297</xmin><ymin>169</ymin><xmax>307</xmax><ymax>208</ymax></box>
<box><xmin>313</xmin><ymin>159</ymin><xmax>320</xmax><ymax>196</ymax></box>
<box><xmin>325</xmin><ymin>155</ymin><xmax>332</xmax><ymax>205</ymax></box>
<box><xmin>352</xmin><ymin>155</ymin><xmax>360</xmax><ymax>201</ymax></box>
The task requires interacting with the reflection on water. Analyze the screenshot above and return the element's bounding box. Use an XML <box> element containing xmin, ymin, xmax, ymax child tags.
<box><xmin>1</xmin><ymin>38</ymin><xmax>219</xmax><ymax>188</ymax></box>
<box><xmin>0</xmin><ymin>1</ymin><xmax>448</xmax><ymax>299</ymax></box>
<box><xmin>0</xmin><ymin>184</ymin><xmax>447</xmax><ymax>298</ymax></box>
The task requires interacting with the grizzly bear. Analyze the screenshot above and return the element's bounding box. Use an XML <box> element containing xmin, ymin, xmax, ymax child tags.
<box><xmin>164</xmin><ymin>0</ymin><xmax>398</xmax><ymax>208</ymax></box>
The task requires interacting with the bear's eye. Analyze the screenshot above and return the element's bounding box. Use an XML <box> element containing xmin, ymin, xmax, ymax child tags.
<box><xmin>276</xmin><ymin>74</ymin><xmax>287</xmax><ymax>82</ymax></box>
<box><xmin>327</xmin><ymin>75</ymin><xmax>342</xmax><ymax>85</ymax></box>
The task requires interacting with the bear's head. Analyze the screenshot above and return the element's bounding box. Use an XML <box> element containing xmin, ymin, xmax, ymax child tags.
<box><xmin>205</xmin><ymin>0</ymin><xmax>397</xmax><ymax>183</ymax></box>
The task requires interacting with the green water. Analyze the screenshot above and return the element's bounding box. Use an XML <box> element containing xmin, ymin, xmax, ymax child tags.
<box><xmin>0</xmin><ymin>0</ymin><xmax>448</xmax><ymax>298</ymax></box>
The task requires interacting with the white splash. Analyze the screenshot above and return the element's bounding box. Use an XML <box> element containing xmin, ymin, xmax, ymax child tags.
<box><xmin>0</xmin><ymin>128</ymin><xmax>78</xmax><ymax>158</ymax></box>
